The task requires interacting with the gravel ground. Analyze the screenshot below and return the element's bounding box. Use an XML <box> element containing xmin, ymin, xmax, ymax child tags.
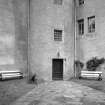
<box><xmin>0</xmin><ymin>78</ymin><xmax>35</xmax><ymax>105</ymax></box>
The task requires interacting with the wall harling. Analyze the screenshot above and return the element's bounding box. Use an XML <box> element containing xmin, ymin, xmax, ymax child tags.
<box><xmin>29</xmin><ymin>0</ymin><xmax>75</xmax><ymax>81</ymax></box>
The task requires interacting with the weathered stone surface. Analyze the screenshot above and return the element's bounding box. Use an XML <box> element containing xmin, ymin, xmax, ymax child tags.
<box><xmin>0</xmin><ymin>0</ymin><xmax>28</xmax><ymax>73</ymax></box>
<box><xmin>29</xmin><ymin>0</ymin><xmax>75</xmax><ymax>81</ymax></box>
<box><xmin>12</xmin><ymin>81</ymin><xmax>105</xmax><ymax>105</ymax></box>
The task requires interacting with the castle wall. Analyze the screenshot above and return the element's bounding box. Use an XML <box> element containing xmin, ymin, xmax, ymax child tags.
<box><xmin>29</xmin><ymin>0</ymin><xmax>75</xmax><ymax>81</ymax></box>
<box><xmin>1</xmin><ymin>0</ymin><xmax>105</xmax><ymax>80</ymax></box>
<box><xmin>12</xmin><ymin>0</ymin><xmax>28</xmax><ymax>74</ymax></box>
<box><xmin>0</xmin><ymin>0</ymin><xmax>28</xmax><ymax>74</ymax></box>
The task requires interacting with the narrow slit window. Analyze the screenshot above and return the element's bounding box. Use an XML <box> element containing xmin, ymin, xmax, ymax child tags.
<box><xmin>54</xmin><ymin>29</ymin><xmax>62</xmax><ymax>41</ymax></box>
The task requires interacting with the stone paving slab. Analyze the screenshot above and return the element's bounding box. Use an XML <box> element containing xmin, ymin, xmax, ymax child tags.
<box><xmin>12</xmin><ymin>81</ymin><xmax>105</xmax><ymax>105</ymax></box>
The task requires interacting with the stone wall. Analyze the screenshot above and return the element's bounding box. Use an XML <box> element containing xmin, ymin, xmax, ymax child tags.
<box><xmin>76</xmin><ymin>0</ymin><xmax>105</xmax><ymax>78</ymax></box>
<box><xmin>0</xmin><ymin>0</ymin><xmax>28</xmax><ymax>74</ymax></box>
<box><xmin>29</xmin><ymin>0</ymin><xmax>75</xmax><ymax>81</ymax></box>
<box><xmin>12</xmin><ymin>0</ymin><xmax>28</xmax><ymax>74</ymax></box>
<box><xmin>76</xmin><ymin>0</ymin><xmax>105</xmax><ymax>62</ymax></box>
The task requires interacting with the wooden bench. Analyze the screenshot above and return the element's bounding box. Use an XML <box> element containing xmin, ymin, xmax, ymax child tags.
<box><xmin>79</xmin><ymin>71</ymin><xmax>102</xmax><ymax>81</ymax></box>
<box><xmin>0</xmin><ymin>70</ymin><xmax>23</xmax><ymax>80</ymax></box>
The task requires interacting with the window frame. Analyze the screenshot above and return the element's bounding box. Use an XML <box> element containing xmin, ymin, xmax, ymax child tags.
<box><xmin>79</xmin><ymin>0</ymin><xmax>84</xmax><ymax>5</ymax></box>
<box><xmin>53</xmin><ymin>0</ymin><xmax>63</xmax><ymax>5</ymax></box>
<box><xmin>54</xmin><ymin>29</ymin><xmax>62</xmax><ymax>41</ymax></box>
<box><xmin>78</xmin><ymin>19</ymin><xmax>84</xmax><ymax>35</ymax></box>
<box><xmin>88</xmin><ymin>16</ymin><xmax>95</xmax><ymax>33</ymax></box>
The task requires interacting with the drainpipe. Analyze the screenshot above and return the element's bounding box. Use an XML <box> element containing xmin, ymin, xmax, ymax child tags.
<box><xmin>74</xmin><ymin>0</ymin><xmax>77</xmax><ymax>78</ymax></box>
<box><xmin>27</xmin><ymin>0</ymin><xmax>31</xmax><ymax>82</ymax></box>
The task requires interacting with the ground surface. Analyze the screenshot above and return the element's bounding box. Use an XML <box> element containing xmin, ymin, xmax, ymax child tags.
<box><xmin>1</xmin><ymin>78</ymin><xmax>105</xmax><ymax>105</ymax></box>
<box><xmin>71</xmin><ymin>78</ymin><xmax>105</xmax><ymax>92</ymax></box>
<box><xmin>0</xmin><ymin>78</ymin><xmax>35</xmax><ymax>105</ymax></box>
<box><xmin>12</xmin><ymin>81</ymin><xmax>105</xmax><ymax>105</ymax></box>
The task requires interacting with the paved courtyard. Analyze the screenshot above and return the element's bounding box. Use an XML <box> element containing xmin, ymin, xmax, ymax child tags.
<box><xmin>12</xmin><ymin>81</ymin><xmax>105</xmax><ymax>105</ymax></box>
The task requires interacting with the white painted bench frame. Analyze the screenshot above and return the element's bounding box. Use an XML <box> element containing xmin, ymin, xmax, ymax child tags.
<box><xmin>79</xmin><ymin>71</ymin><xmax>102</xmax><ymax>81</ymax></box>
<box><xmin>0</xmin><ymin>70</ymin><xmax>23</xmax><ymax>80</ymax></box>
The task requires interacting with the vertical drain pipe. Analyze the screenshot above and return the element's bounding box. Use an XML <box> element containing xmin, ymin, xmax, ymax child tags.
<box><xmin>27</xmin><ymin>0</ymin><xmax>30</xmax><ymax>81</ymax></box>
<box><xmin>74</xmin><ymin>0</ymin><xmax>77</xmax><ymax>78</ymax></box>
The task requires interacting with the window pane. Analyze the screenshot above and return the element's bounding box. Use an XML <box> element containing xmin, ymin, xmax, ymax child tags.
<box><xmin>88</xmin><ymin>16</ymin><xmax>95</xmax><ymax>33</ymax></box>
<box><xmin>78</xmin><ymin>19</ymin><xmax>84</xmax><ymax>35</ymax></box>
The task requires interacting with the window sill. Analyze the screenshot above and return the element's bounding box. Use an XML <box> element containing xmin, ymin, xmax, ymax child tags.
<box><xmin>76</xmin><ymin>34</ymin><xmax>84</xmax><ymax>39</ymax></box>
<box><xmin>76</xmin><ymin>32</ymin><xmax>97</xmax><ymax>40</ymax></box>
<box><xmin>86</xmin><ymin>32</ymin><xmax>96</xmax><ymax>37</ymax></box>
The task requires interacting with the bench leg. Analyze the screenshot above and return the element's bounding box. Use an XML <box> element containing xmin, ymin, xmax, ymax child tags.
<box><xmin>98</xmin><ymin>77</ymin><xmax>102</xmax><ymax>81</ymax></box>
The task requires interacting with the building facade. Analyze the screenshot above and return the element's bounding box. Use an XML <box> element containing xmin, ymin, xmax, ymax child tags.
<box><xmin>29</xmin><ymin>0</ymin><xmax>75</xmax><ymax>81</ymax></box>
<box><xmin>76</xmin><ymin>0</ymin><xmax>105</xmax><ymax>78</ymax></box>
<box><xmin>76</xmin><ymin>0</ymin><xmax>105</xmax><ymax>62</ymax></box>
<box><xmin>0</xmin><ymin>0</ymin><xmax>105</xmax><ymax>81</ymax></box>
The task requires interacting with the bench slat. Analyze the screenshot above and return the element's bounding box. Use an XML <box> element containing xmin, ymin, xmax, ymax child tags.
<box><xmin>81</xmin><ymin>75</ymin><xmax>99</xmax><ymax>77</ymax></box>
<box><xmin>0</xmin><ymin>70</ymin><xmax>23</xmax><ymax>80</ymax></box>
<box><xmin>81</xmin><ymin>75</ymin><xmax>99</xmax><ymax>78</ymax></box>
<box><xmin>81</xmin><ymin>73</ymin><xmax>100</xmax><ymax>76</ymax></box>
<box><xmin>1</xmin><ymin>73</ymin><xmax>21</xmax><ymax>76</ymax></box>
<box><xmin>81</xmin><ymin>71</ymin><xmax>102</xmax><ymax>74</ymax></box>
<box><xmin>2</xmin><ymin>74</ymin><xmax>22</xmax><ymax>78</ymax></box>
<box><xmin>0</xmin><ymin>70</ymin><xmax>21</xmax><ymax>73</ymax></box>
<box><xmin>80</xmin><ymin>71</ymin><xmax>102</xmax><ymax>80</ymax></box>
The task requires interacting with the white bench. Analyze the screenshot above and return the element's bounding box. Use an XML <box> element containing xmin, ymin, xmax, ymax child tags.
<box><xmin>79</xmin><ymin>71</ymin><xmax>102</xmax><ymax>81</ymax></box>
<box><xmin>0</xmin><ymin>70</ymin><xmax>23</xmax><ymax>80</ymax></box>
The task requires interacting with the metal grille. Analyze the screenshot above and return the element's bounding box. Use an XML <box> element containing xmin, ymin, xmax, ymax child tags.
<box><xmin>54</xmin><ymin>29</ymin><xmax>62</xmax><ymax>41</ymax></box>
<box><xmin>52</xmin><ymin>59</ymin><xmax>63</xmax><ymax>80</ymax></box>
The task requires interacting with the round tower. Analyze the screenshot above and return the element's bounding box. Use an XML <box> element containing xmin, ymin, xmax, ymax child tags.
<box><xmin>29</xmin><ymin>0</ymin><xmax>75</xmax><ymax>81</ymax></box>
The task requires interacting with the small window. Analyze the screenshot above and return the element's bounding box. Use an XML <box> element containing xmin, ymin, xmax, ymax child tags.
<box><xmin>88</xmin><ymin>16</ymin><xmax>95</xmax><ymax>33</ymax></box>
<box><xmin>54</xmin><ymin>0</ymin><xmax>62</xmax><ymax>5</ymax></box>
<box><xmin>79</xmin><ymin>0</ymin><xmax>84</xmax><ymax>5</ymax></box>
<box><xmin>78</xmin><ymin>19</ymin><xmax>84</xmax><ymax>35</ymax></box>
<box><xmin>54</xmin><ymin>29</ymin><xmax>62</xmax><ymax>41</ymax></box>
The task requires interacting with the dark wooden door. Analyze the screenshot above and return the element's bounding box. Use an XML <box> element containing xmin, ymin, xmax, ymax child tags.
<box><xmin>52</xmin><ymin>59</ymin><xmax>63</xmax><ymax>80</ymax></box>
